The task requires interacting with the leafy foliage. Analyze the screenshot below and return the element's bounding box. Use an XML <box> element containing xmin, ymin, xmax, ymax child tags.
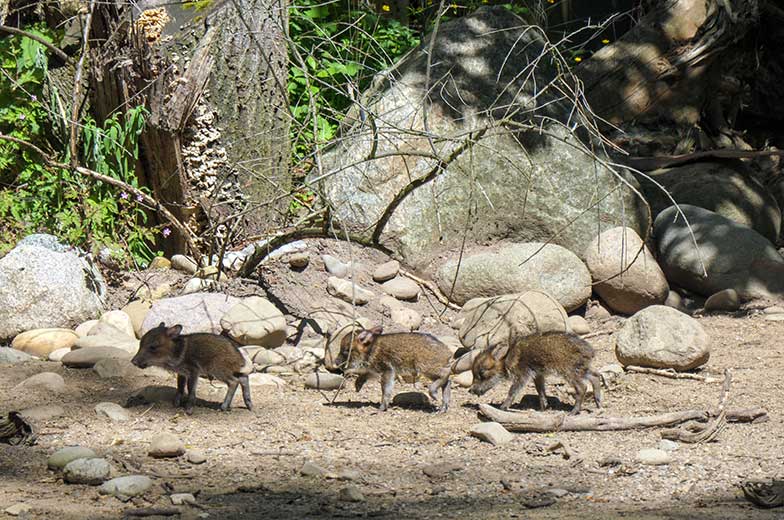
<box><xmin>288</xmin><ymin>0</ymin><xmax>420</xmax><ymax>162</ymax></box>
<box><xmin>0</xmin><ymin>28</ymin><xmax>159</xmax><ymax>265</ymax></box>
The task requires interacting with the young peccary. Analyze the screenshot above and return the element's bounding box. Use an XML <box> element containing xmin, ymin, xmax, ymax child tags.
<box><xmin>335</xmin><ymin>326</ymin><xmax>453</xmax><ymax>412</ymax></box>
<box><xmin>469</xmin><ymin>331</ymin><xmax>602</xmax><ymax>415</ymax></box>
<box><xmin>131</xmin><ymin>323</ymin><xmax>253</xmax><ymax>415</ymax></box>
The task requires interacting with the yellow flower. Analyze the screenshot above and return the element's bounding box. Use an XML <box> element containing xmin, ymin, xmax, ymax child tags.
<box><xmin>381</xmin><ymin>4</ymin><xmax>390</xmax><ymax>11</ymax></box>
<box><xmin>602</xmin><ymin>38</ymin><xmax>610</xmax><ymax>44</ymax></box>
<box><xmin>574</xmin><ymin>56</ymin><xmax>582</xmax><ymax>62</ymax></box>
<box><xmin>547</xmin><ymin>0</ymin><xmax>555</xmax><ymax>4</ymax></box>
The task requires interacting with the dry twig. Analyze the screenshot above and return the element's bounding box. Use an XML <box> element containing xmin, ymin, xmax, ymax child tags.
<box><xmin>625</xmin><ymin>365</ymin><xmax>721</xmax><ymax>383</ymax></box>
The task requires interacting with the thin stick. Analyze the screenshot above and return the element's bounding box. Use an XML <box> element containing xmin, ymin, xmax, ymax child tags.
<box><xmin>399</xmin><ymin>269</ymin><xmax>461</xmax><ymax>311</ymax></box>
<box><xmin>0</xmin><ymin>25</ymin><xmax>69</xmax><ymax>62</ymax></box>
<box><xmin>625</xmin><ymin>365</ymin><xmax>721</xmax><ymax>383</ymax></box>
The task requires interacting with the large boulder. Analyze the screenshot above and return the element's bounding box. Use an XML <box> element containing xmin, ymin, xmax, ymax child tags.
<box><xmin>638</xmin><ymin>162</ymin><xmax>781</xmax><ymax>243</ymax></box>
<box><xmin>584</xmin><ymin>227</ymin><xmax>669</xmax><ymax>314</ymax></box>
<box><xmin>141</xmin><ymin>293</ymin><xmax>241</xmax><ymax>335</ymax></box>
<box><xmin>436</xmin><ymin>243</ymin><xmax>591</xmax><ymax>311</ymax></box>
<box><xmin>219</xmin><ymin>296</ymin><xmax>287</xmax><ymax>347</ymax></box>
<box><xmin>310</xmin><ymin>7</ymin><xmax>647</xmax><ymax>270</ymax></box>
<box><xmin>457</xmin><ymin>291</ymin><xmax>569</xmax><ymax>350</ymax></box>
<box><xmin>615</xmin><ymin>305</ymin><xmax>709</xmax><ymax>371</ymax></box>
<box><xmin>0</xmin><ymin>234</ymin><xmax>107</xmax><ymax>339</ymax></box>
<box><xmin>654</xmin><ymin>205</ymin><xmax>784</xmax><ymax>300</ymax></box>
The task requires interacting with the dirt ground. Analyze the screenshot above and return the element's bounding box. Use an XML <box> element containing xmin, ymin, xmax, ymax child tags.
<box><xmin>1</xmin><ymin>310</ymin><xmax>783</xmax><ymax>520</ymax></box>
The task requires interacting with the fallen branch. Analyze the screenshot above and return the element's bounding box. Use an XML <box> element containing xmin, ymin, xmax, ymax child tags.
<box><xmin>123</xmin><ymin>508</ymin><xmax>180</xmax><ymax>517</ymax></box>
<box><xmin>625</xmin><ymin>365</ymin><xmax>721</xmax><ymax>383</ymax></box>
<box><xmin>660</xmin><ymin>369</ymin><xmax>731</xmax><ymax>443</ymax></box>
<box><xmin>0</xmin><ymin>25</ymin><xmax>69</xmax><ymax>63</ymax></box>
<box><xmin>479</xmin><ymin>404</ymin><xmax>767</xmax><ymax>433</ymax></box>
<box><xmin>399</xmin><ymin>269</ymin><xmax>461</xmax><ymax>311</ymax></box>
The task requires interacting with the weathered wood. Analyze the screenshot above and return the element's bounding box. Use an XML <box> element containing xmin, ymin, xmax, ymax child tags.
<box><xmin>478</xmin><ymin>403</ymin><xmax>768</xmax><ymax>433</ymax></box>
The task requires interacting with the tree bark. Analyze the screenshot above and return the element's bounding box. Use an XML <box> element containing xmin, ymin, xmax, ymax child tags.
<box><xmin>88</xmin><ymin>0</ymin><xmax>290</xmax><ymax>257</ymax></box>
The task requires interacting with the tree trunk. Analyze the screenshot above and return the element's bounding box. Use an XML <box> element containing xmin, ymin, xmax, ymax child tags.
<box><xmin>88</xmin><ymin>0</ymin><xmax>290</xmax><ymax>258</ymax></box>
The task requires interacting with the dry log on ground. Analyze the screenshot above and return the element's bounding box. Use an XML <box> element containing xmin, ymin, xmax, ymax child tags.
<box><xmin>478</xmin><ymin>406</ymin><xmax>768</xmax><ymax>433</ymax></box>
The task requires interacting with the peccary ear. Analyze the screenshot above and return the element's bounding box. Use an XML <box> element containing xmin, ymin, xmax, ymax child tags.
<box><xmin>357</xmin><ymin>330</ymin><xmax>374</xmax><ymax>345</ymax></box>
<box><xmin>491</xmin><ymin>346</ymin><xmax>509</xmax><ymax>361</ymax></box>
<box><xmin>158</xmin><ymin>322</ymin><xmax>166</xmax><ymax>329</ymax></box>
<box><xmin>165</xmin><ymin>325</ymin><xmax>183</xmax><ymax>338</ymax></box>
<box><xmin>368</xmin><ymin>326</ymin><xmax>383</xmax><ymax>335</ymax></box>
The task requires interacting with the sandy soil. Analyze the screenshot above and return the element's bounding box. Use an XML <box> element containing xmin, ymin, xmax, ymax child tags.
<box><xmin>1</xmin><ymin>311</ymin><xmax>783</xmax><ymax>520</ymax></box>
<box><xmin>1</xmin><ymin>239</ymin><xmax>783</xmax><ymax>519</ymax></box>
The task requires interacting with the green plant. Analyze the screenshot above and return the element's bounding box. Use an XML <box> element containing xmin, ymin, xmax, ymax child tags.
<box><xmin>288</xmin><ymin>0</ymin><xmax>420</xmax><ymax>162</ymax></box>
<box><xmin>0</xmin><ymin>27</ymin><xmax>160</xmax><ymax>265</ymax></box>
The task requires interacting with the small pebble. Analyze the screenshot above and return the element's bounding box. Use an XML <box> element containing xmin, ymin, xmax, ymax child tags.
<box><xmin>149</xmin><ymin>433</ymin><xmax>185</xmax><ymax>458</ymax></box>
<box><xmin>171</xmin><ymin>493</ymin><xmax>197</xmax><ymax>506</ymax></box>
<box><xmin>300</xmin><ymin>461</ymin><xmax>328</xmax><ymax>477</ymax></box>
<box><xmin>636</xmin><ymin>448</ymin><xmax>672</xmax><ymax>465</ymax></box>
<box><xmin>338</xmin><ymin>485</ymin><xmax>365</xmax><ymax>502</ymax></box>
<box><xmin>186</xmin><ymin>449</ymin><xmax>207</xmax><ymax>464</ymax></box>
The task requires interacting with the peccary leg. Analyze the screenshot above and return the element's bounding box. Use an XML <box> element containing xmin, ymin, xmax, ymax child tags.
<box><xmin>239</xmin><ymin>375</ymin><xmax>253</xmax><ymax>411</ymax></box>
<box><xmin>570</xmin><ymin>378</ymin><xmax>587</xmax><ymax>415</ymax></box>
<box><xmin>379</xmin><ymin>368</ymin><xmax>395</xmax><ymax>411</ymax></box>
<box><xmin>174</xmin><ymin>375</ymin><xmax>187</xmax><ymax>408</ymax></box>
<box><xmin>221</xmin><ymin>378</ymin><xmax>240</xmax><ymax>412</ymax></box>
<box><xmin>185</xmin><ymin>373</ymin><xmax>199</xmax><ymax>415</ymax></box>
<box><xmin>588</xmin><ymin>371</ymin><xmax>603</xmax><ymax>409</ymax></box>
<box><xmin>355</xmin><ymin>372</ymin><xmax>370</xmax><ymax>392</ymax></box>
<box><xmin>501</xmin><ymin>373</ymin><xmax>531</xmax><ymax>411</ymax></box>
<box><xmin>534</xmin><ymin>374</ymin><xmax>548</xmax><ymax>411</ymax></box>
<box><xmin>438</xmin><ymin>379</ymin><xmax>452</xmax><ymax>413</ymax></box>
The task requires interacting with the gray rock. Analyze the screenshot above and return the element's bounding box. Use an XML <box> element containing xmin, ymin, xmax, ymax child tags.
<box><xmin>99</xmin><ymin>476</ymin><xmax>153</xmax><ymax>499</ymax></box>
<box><xmin>300</xmin><ymin>461</ymin><xmax>328</xmax><ymax>477</ymax></box>
<box><xmin>63</xmin><ymin>458</ymin><xmax>111</xmax><ymax>485</ymax></box>
<box><xmin>304</xmin><ymin>372</ymin><xmax>344</xmax><ymax>390</ymax></box>
<box><xmin>585</xmin><ymin>301</ymin><xmax>612</xmax><ymax>321</ymax></box>
<box><xmin>253</xmin><ymin>349</ymin><xmax>287</xmax><ymax>367</ymax></box>
<box><xmin>141</xmin><ymin>293</ymin><xmax>241</xmax><ymax>335</ymax></box>
<box><xmin>74</xmin><ymin>333</ymin><xmax>139</xmax><ymax>355</ymax></box>
<box><xmin>470</xmin><ymin>422</ymin><xmax>514</xmax><ymax>445</ymax></box>
<box><xmin>436</xmin><ymin>243</ymin><xmax>591</xmax><ymax>311</ymax></box>
<box><xmin>61</xmin><ymin>347</ymin><xmax>131</xmax><ymax>368</ymax></box>
<box><xmin>390</xmin><ymin>307</ymin><xmax>422</xmax><ymax>331</ymax></box>
<box><xmin>458</xmin><ymin>291</ymin><xmax>569</xmax><ymax>350</ymax></box>
<box><xmin>452</xmin><ymin>349</ymin><xmax>480</xmax><ymax>374</ymax></box>
<box><xmin>96</xmin><ymin>310</ymin><xmax>135</xmax><ymax>339</ymax></box>
<box><xmin>4</xmin><ymin>503</ymin><xmax>32</xmax><ymax>516</ymax></box>
<box><xmin>658</xmin><ymin>439</ymin><xmax>679</xmax><ymax>452</ymax></box>
<box><xmin>248</xmin><ymin>373</ymin><xmax>286</xmax><ymax>388</ymax></box>
<box><xmin>312</xmin><ymin>9</ymin><xmax>646</xmax><ymax>270</ymax></box>
<box><xmin>93</xmin><ymin>358</ymin><xmax>138</xmax><ymax>378</ymax></box>
<box><xmin>392</xmin><ymin>392</ymin><xmax>431</xmax><ymax>408</ymax></box>
<box><xmin>704</xmin><ymin>289</ymin><xmax>740</xmax><ymax>312</ymax></box>
<box><xmin>326</xmin><ymin>277</ymin><xmax>374</xmax><ymax>305</ymax></box>
<box><xmin>14</xmin><ymin>372</ymin><xmax>65</xmax><ymax>393</ymax></box>
<box><xmin>615</xmin><ymin>305</ymin><xmax>709</xmax><ymax>371</ymax></box>
<box><xmin>638</xmin><ymin>161</ymin><xmax>781</xmax><ymax>242</ymax></box>
<box><xmin>381</xmin><ymin>277</ymin><xmax>420</xmax><ymax>301</ymax></box>
<box><xmin>171</xmin><ymin>493</ymin><xmax>197</xmax><ymax>506</ymax></box>
<box><xmin>0</xmin><ymin>347</ymin><xmax>33</xmax><ymax>365</ymax></box>
<box><xmin>148</xmin><ymin>433</ymin><xmax>185</xmax><ymax>458</ymax></box>
<box><xmin>95</xmin><ymin>402</ymin><xmax>130</xmax><ymax>422</ymax></box>
<box><xmin>373</xmin><ymin>260</ymin><xmax>400</xmax><ymax>282</ymax></box>
<box><xmin>322</xmin><ymin>254</ymin><xmax>349</xmax><ymax>278</ymax></box>
<box><xmin>338</xmin><ymin>485</ymin><xmax>365</xmax><ymax>502</ymax></box>
<box><xmin>288</xmin><ymin>253</ymin><xmax>310</xmax><ymax>269</ymax></box>
<box><xmin>655</xmin><ymin>204</ymin><xmax>784</xmax><ymax>299</ymax></box>
<box><xmin>220</xmin><ymin>296</ymin><xmax>287</xmax><ymax>347</ymax></box>
<box><xmin>48</xmin><ymin>446</ymin><xmax>97</xmax><ymax>470</ymax></box>
<box><xmin>186</xmin><ymin>449</ymin><xmax>207</xmax><ymax>465</ymax></box>
<box><xmin>583</xmin><ymin>227</ymin><xmax>669</xmax><ymax>314</ymax></box>
<box><xmin>567</xmin><ymin>315</ymin><xmax>590</xmax><ymax>335</ymax></box>
<box><xmin>763</xmin><ymin>305</ymin><xmax>784</xmax><ymax>315</ymax></box>
<box><xmin>453</xmin><ymin>371</ymin><xmax>473</xmax><ymax>388</ymax></box>
<box><xmin>0</xmin><ymin>234</ymin><xmax>107</xmax><ymax>339</ymax></box>
<box><xmin>20</xmin><ymin>404</ymin><xmax>65</xmax><ymax>421</ymax></box>
<box><xmin>182</xmin><ymin>278</ymin><xmax>217</xmax><ymax>295</ymax></box>
<box><xmin>171</xmin><ymin>254</ymin><xmax>198</xmax><ymax>274</ymax></box>
<box><xmin>636</xmin><ymin>448</ymin><xmax>672</xmax><ymax>465</ymax></box>
<box><xmin>47</xmin><ymin>347</ymin><xmax>71</xmax><ymax>362</ymax></box>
